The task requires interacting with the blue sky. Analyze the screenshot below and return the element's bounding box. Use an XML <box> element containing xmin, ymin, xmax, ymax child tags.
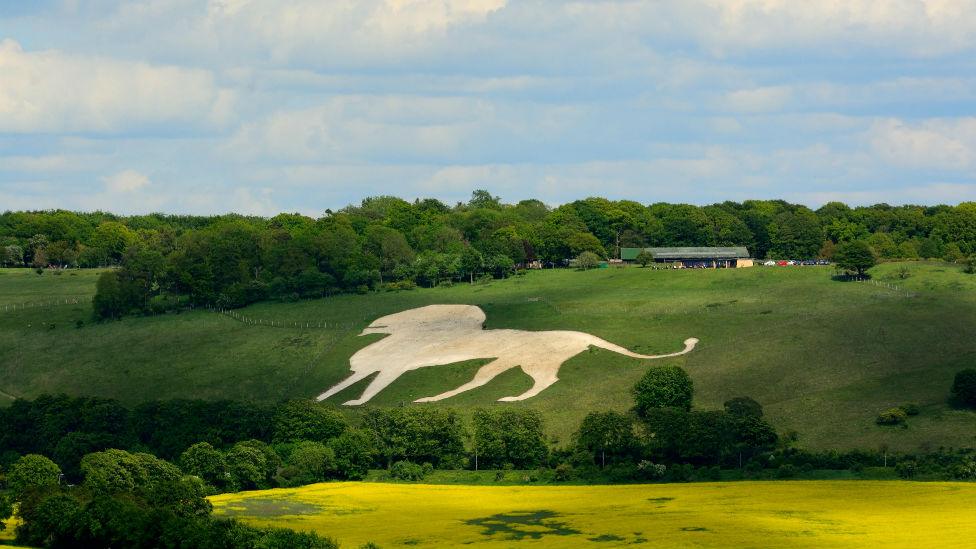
<box><xmin>2</xmin><ymin>0</ymin><xmax>976</xmax><ymax>215</ymax></box>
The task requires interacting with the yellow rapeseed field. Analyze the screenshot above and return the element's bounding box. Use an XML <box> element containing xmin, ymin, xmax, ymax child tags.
<box><xmin>210</xmin><ymin>480</ymin><xmax>976</xmax><ymax>548</ymax></box>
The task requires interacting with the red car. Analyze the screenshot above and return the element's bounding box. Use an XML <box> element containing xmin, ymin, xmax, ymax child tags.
<box><xmin>776</xmin><ymin>260</ymin><xmax>788</xmax><ymax>266</ymax></box>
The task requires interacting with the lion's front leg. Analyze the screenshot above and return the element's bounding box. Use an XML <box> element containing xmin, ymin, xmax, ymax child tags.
<box><xmin>414</xmin><ymin>359</ymin><xmax>512</xmax><ymax>402</ymax></box>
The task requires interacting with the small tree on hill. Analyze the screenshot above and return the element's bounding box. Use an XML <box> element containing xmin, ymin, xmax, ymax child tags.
<box><xmin>951</xmin><ymin>369</ymin><xmax>976</xmax><ymax>408</ymax></box>
<box><xmin>724</xmin><ymin>396</ymin><xmax>763</xmax><ymax>419</ymax></box>
<box><xmin>575</xmin><ymin>251</ymin><xmax>601</xmax><ymax>270</ymax></box>
<box><xmin>635</xmin><ymin>250</ymin><xmax>654</xmax><ymax>267</ymax></box>
<box><xmin>632</xmin><ymin>365</ymin><xmax>693</xmax><ymax>417</ymax></box>
<box><xmin>833</xmin><ymin>240</ymin><xmax>876</xmax><ymax>277</ymax></box>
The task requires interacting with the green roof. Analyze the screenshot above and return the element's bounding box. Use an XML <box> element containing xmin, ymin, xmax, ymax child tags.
<box><xmin>620</xmin><ymin>247</ymin><xmax>750</xmax><ymax>260</ymax></box>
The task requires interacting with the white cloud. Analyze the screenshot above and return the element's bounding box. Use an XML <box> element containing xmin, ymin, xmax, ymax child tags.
<box><xmin>692</xmin><ymin>0</ymin><xmax>976</xmax><ymax>57</ymax></box>
<box><xmin>0</xmin><ymin>39</ymin><xmax>233</xmax><ymax>133</ymax></box>
<box><xmin>102</xmin><ymin>170</ymin><xmax>151</xmax><ymax>192</ymax></box>
<box><xmin>869</xmin><ymin>118</ymin><xmax>976</xmax><ymax>170</ymax></box>
<box><xmin>722</xmin><ymin>85</ymin><xmax>793</xmax><ymax>113</ymax></box>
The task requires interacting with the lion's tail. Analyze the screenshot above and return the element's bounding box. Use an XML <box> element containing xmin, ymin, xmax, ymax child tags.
<box><xmin>589</xmin><ymin>336</ymin><xmax>698</xmax><ymax>359</ymax></box>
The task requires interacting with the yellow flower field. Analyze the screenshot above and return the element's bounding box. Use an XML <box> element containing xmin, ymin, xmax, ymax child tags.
<box><xmin>210</xmin><ymin>480</ymin><xmax>976</xmax><ymax>548</ymax></box>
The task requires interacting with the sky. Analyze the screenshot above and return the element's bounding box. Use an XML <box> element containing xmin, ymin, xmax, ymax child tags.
<box><xmin>2</xmin><ymin>0</ymin><xmax>976</xmax><ymax>216</ymax></box>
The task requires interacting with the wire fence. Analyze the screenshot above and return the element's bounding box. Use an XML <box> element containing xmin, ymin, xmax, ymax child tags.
<box><xmin>207</xmin><ymin>305</ymin><xmax>362</xmax><ymax>330</ymax></box>
<box><xmin>0</xmin><ymin>296</ymin><xmax>91</xmax><ymax>313</ymax></box>
<box><xmin>858</xmin><ymin>277</ymin><xmax>918</xmax><ymax>298</ymax></box>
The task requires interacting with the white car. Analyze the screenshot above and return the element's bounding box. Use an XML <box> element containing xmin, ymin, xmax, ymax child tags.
<box><xmin>763</xmin><ymin>260</ymin><xmax>776</xmax><ymax>266</ymax></box>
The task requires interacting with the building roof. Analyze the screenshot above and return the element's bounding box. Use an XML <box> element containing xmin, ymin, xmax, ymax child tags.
<box><xmin>620</xmin><ymin>246</ymin><xmax>751</xmax><ymax>260</ymax></box>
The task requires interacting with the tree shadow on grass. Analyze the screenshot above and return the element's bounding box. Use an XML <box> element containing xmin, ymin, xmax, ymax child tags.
<box><xmin>464</xmin><ymin>510</ymin><xmax>581</xmax><ymax>540</ymax></box>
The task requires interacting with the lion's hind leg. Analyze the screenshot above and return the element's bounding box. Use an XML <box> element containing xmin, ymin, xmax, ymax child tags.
<box><xmin>414</xmin><ymin>359</ymin><xmax>513</xmax><ymax>402</ymax></box>
<box><xmin>497</xmin><ymin>363</ymin><xmax>559</xmax><ymax>402</ymax></box>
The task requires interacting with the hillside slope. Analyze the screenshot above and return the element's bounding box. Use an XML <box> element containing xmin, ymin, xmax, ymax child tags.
<box><xmin>1</xmin><ymin>263</ymin><xmax>974</xmax><ymax>451</ymax></box>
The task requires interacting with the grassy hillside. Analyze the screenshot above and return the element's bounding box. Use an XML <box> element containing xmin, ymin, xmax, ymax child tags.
<box><xmin>1</xmin><ymin>263</ymin><xmax>975</xmax><ymax>451</ymax></box>
<box><xmin>210</xmin><ymin>480</ymin><xmax>976</xmax><ymax>548</ymax></box>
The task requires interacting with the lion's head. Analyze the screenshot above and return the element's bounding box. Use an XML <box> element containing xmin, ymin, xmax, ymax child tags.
<box><xmin>359</xmin><ymin>304</ymin><xmax>486</xmax><ymax>336</ymax></box>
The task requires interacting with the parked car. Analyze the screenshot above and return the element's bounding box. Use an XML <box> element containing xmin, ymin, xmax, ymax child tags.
<box><xmin>764</xmin><ymin>260</ymin><xmax>776</xmax><ymax>266</ymax></box>
<box><xmin>816</xmin><ymin>259</ymin><xmax>830</xmax><ymax>265</ymax></box>
<box><xmin>777</xmin><ymin>260</ymin><xmax>788</xmax><ymax>266</ymax></box>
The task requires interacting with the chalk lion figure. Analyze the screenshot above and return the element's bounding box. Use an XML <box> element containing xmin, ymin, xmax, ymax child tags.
<box><xmin>317</xmin><ymin>304</ymin><xmax>698</xmax><ymax>406</ymax></box>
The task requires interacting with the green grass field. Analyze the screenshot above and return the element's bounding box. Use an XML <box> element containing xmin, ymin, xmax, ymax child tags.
<box><xmin>2</xmin><ymin>262</ymin><xmax>975</xmax><ymax>451</ymax></box>
<box><xmin>210</xmin><ymin>480</ymin><xmax>976</xmax><ymax>548</ymax></box>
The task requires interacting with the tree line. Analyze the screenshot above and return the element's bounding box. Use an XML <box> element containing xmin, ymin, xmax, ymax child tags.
<box><xmin>2</xmin><ymin>193</ymin><xmax>976</xmax><ymax>317</ymax></box>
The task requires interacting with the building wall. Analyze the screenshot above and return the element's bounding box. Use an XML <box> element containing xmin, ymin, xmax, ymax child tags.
<box><xmin>736</xmin><ymin>259</ymin><xmax>754</xmax><ymax>268</ymax></box>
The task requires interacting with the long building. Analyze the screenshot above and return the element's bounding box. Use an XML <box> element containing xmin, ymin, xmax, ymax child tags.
<box><xmin>620</xmin><ymin>246</ymin><xmax>753</xmax><ymax>268</ymax></box>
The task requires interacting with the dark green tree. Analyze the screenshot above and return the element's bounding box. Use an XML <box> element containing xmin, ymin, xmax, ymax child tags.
<box><xmin>951</xmin><ymin>369</ymin><xmax>976</xmax><ymax>408</ymax></box>
<box><xmin>635</xmin><ymin>250</ymin><xmax>654</xmax><ymax>267</ymax></box>
<box><xmin>574</xmin><ymin>411</ymin><xmax>637</xmax><ymax>468</ymax></box>
<box><xmin>833</xmin><ymin>239</ymin><xmax>877</xmax><ymax>276</ymax></box>
<box><xmin>272</xmin><ymin>401</ymin><xmax>347</xmax><ymax>443</ymax></box>
<box><xmin>7</xmin><ymin>454</ymin><xmax>62</xmax><ymax>500</ymax></box>
<box><xmin>633</xmin><ymin>365</ymin><xmax>694</xmax><ymax>417</ymax></box>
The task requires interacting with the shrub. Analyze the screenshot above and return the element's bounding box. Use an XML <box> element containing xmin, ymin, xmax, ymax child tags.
<box><xmin>899</xmin><ymin>403</ymin><xmax>920</xmax><ymax>416</ymax></box>
<box><xmin>895</xmin><ymin>460</ymin><xmax>918</xmax><ymax>479</ymax></box>
<box><xmin>574</xmin><ymin>251</ymin><xmax>601</xmax><ymax>270</ymax></box>
<box><xmin>948</xmin><ymin>458</ymin><xmax>976</xmax><ymax>480</ymax></box>
<box><xmin>743</xmin><ymin>460</ymin><xmax>764</xmax><ymax>476</ymax></box>
<box><xmin>667</xmin><ymin>463</ymin><xmax>694</xmax><ymax>482</ymax></box>
<box><xmin>635</xmin><ymin>250</ymin><xmax>654</xmax><ymax>267</ymax></box>
<box><xmin>389</xmin><ymin>460</ymin><xmax>425</xmax><ymax>481</ymax></box>
<box><xmin>705</xmin><ymin>466</ymin><xmax>722</xmax><ymax>481</ymax></box>
<box><xmin>632</xmin><ymin>365</ymin><xmax>693</xmax><ymax>416</ymax></box>
<box><xmin>723</xmin><ymin>396</ymin><xmax>763</xmax><ymax>419</ymax></box>
<box><xmin>776</xmin><ymin>464</ymin><xmax>797</xmax><ymax>478</ymax></box>
<box><xmin>950</xmin><ymin>369</ymin><xmax>976</xmax><ymax>408</ymax></box>
<box><xmin>875</xmin><ymin>408</ymin><xmax>908</xmax><ymax>426</ymax></box>
<box><xmin>554</xmin><ymin>463</ymin><xmax>573</xmax><ymax>481</ymax></box>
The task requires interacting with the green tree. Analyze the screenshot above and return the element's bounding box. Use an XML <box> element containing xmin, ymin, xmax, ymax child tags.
<box><xmin>471</xmin><ymin>409</ymin><xmax>548</xmax><ymax>469</ymax></box>
<box><xmin>329</xmin><ymin>428</ymin><xmax>376</xmax><ymax>480</ymax></box>
<box><xmin>951</xmin><ymin>369</ymin><xmax>976</xmax><ymax>408</ymax></box>
<box><xmin>458</xmin><ymin>245</ymin><xmax>484</xmax><ymax>283</ymax></box>
<box><xmin>0</xmin><ymin>493</ymin><xmax>12</xmax><ymax>533</ymax></box>
<box><xmin>833</xmin><ymin>239</ymin><xmax>877</xmax><ymax>276</ymax></box>
<box><xmin>224</xmin><ymin>443</ymin><xmax>268</xmax><ymax>490</ymax></box>
<box><xmin>7</xmin><ymin>454</ymin><xmax>61</xmax><ymax>500</ymax></box>
<box><xmin>635</xmin><ymin>250</ymin><xmax>654</xmax><ymax>267</ymax></box>
<box><xmin>179</xmin><ymin>442</ymin><xmax>227</xmax><ymax>488</ymax></box>
<box><xmin>723</xmin><ymin>396</ymin><xmax>763</xmax><ymax>419</ymax></box>
<box><xmin>633</xmin><ymin>365</ymin><xmax>693</xmax><ymax>417</ymax></box>
<box><xmin>575</xmin><ymin>251</ymin><xmax>601</xmax><ymax>270</ymax></box>
<box><xmin>272</xmin><ymin>401</ymin><xmax>347</xmax><ymax>443</ymax></box>
<box><xmin>574</xmin><ymin>411</ymin><xmax>637</xmax><ymax>468</ymax></box>
<box><xmin>277</xmin><ymin>441</ymin><xmax>336</xmax><ymax>486</ymax></box>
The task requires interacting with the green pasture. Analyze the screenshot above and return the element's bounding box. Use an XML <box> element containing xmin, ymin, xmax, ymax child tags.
<box><xmin>1</xmin><ymin>262</ymin><xmax>975</xmax><ymax>451</ymax></box>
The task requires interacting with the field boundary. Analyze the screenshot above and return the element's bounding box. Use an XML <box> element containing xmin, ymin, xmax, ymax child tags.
<box><xmin>0</xmin><ymin>296</ymin><xmax>92</xmax><ymax>313</ymax></box>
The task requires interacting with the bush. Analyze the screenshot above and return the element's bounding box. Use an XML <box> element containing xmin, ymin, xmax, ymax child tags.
<box><xmin>776</xmin><ymin>464</ymin><xmax>797</xmax><ymax>478</ymax></box>
<box><xmin>574</xmin><ymin>251</ymin><xmax>601</xmax><ymax>270</ymax></box>
<box><xmin>667</xmin><ymin>463</ymin><xmax>694</xmax><ymax>482</ymax></box>
<box><xmin>950</xmin><ymin>369</ymin><xmax>976</xmax><ymax>408</ymax></box>
<box><xmin>554</xmin><ymin>463</ymin><xmax>573</xmax><ymax>481</ymax></box>
<box><xmin>899</xmin><ymin>403</ymin><xmax>920</xmax><ymax>416</ymax></box>
<box><xmin>632</xmin><ymin>365</ymin><xmax>693</xmax><ymax>416</ymax></box>
<box><xmin>389</xmin><ymin>460</ymin><xmax>426</xmax><ymax>481</ymax></box>
<box><xmin>875</xmin><ymin>408</ymin><xmax>908</xmax><ymax>426</ymax></box>
<box><xmin>635</xmin><ymin>250</ymin><xmax>654</xmax><ymax>267</ymax></box>
<box><xmin>895</xmin><ymin>460</ymin><xmax>918</xmax><ymax>479</ymax></box>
